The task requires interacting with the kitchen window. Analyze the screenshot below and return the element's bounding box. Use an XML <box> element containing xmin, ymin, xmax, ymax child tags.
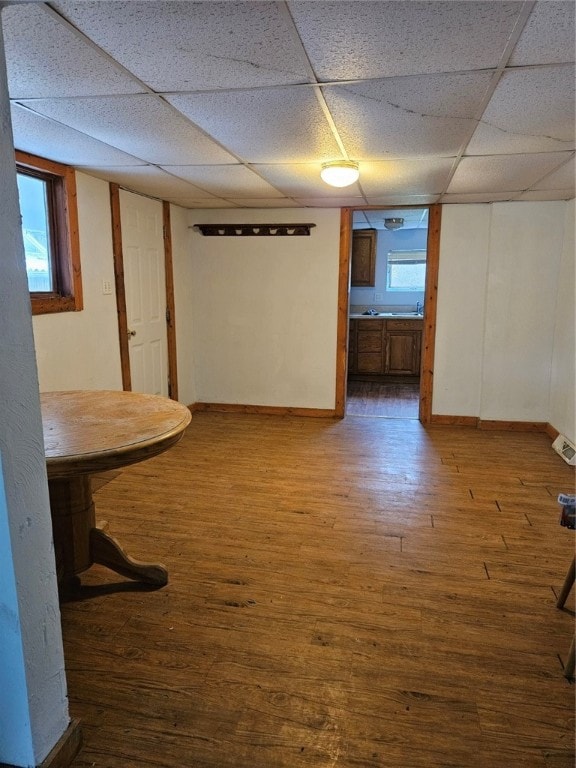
<box><xmin>386</xmin><ymin>250</ymin><xmax>426</xmax><ymax>292</ymax></box>
<box><xmin>15</xmin><ymin>150</ymin><xmax>82</xmax><ymax>315</ymax></box>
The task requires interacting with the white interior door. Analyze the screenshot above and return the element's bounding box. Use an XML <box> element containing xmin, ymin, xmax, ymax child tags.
<box><xmin>120</xmin><ymin>190</ymin><xmax>168</xmax><ymax>396</ymax></box>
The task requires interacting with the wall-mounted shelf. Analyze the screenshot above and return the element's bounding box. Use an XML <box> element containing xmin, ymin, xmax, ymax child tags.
<box><xmin>193</xmin><ymin>223</ymin><xmax>316</xmax><ymax>237</ymax></box>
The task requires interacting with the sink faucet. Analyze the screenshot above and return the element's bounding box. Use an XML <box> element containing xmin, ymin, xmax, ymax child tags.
<box><xmin>416</xmin><ymin>301</ymin><xmax>423</xmax><ymax>315</ymax></box>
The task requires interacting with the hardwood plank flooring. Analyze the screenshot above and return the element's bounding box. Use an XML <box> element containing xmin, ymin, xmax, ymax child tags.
<box><xmin>61</xmin><ymin>412</ymin><xmax>575</xmax><ymax>768</ymax></box>
<box><xmin>346</xmin><ymin>379</ymin><xmax>420</xmax><ymax>418</ymax></box>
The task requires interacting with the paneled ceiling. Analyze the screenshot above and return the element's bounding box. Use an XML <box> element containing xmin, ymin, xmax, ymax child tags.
<box><xmin>3</xmin><ymin>1</ymin><xmax>575</xmax><ymax>209</ymax></box>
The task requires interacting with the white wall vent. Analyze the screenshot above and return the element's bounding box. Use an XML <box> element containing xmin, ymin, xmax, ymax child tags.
<box><xmin>552</xmin><ymin>434</ymin><xmax>576</xmax><ymax>466</ymax></box>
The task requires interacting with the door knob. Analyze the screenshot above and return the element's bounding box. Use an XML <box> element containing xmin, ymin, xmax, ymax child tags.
<box><xmin>127</xmin><ymin>329</ymin><xmax>136</xmax><ymax>338</ymax></box>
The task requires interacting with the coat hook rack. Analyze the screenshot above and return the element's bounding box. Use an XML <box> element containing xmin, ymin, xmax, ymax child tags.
<box><xmin>193</xmin><ymin>223</ymin><xmax>316</xmax><ymax>237</ymax></box>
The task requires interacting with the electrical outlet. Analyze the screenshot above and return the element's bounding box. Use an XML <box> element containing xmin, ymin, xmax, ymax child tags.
<box><xmin>374</xmin><ymin>292</ymin><xmax>384</xmax><ymax>302</ymax></box>
<box><xmin>102</xmin><ymin>279</ymin><xmax>113</xmax><ymax>295</ymax></box>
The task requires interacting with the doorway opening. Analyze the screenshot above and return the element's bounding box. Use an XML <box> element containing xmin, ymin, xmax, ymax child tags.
<box><xmin>346</xmin><ymin>207</ymin><xmax>429</xmax><ymax>419</ymax></box>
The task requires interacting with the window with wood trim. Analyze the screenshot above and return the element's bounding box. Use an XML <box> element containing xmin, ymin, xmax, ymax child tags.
<box><xmin>15</xmin><ymin>150</ymin><xmax>82</xmax><ymax>315</ymax></box>
<box><xmin>386</xmin><ymin>249</ymin><xmax>427</xmax><ymax>291</ymax></box>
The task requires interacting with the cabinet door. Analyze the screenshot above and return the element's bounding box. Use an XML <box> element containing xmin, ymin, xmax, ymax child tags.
<box><xmin>351</xmin><ymin>230</ymin><xmax>376</xmax><ymax>287</ymax></box>
<box><xmin>386</xmin><ymin>331</ymin><xmax>420</xmax><ymax>375</ymax></box>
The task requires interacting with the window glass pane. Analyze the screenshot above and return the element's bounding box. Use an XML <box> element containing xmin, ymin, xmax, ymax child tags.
<box><xmin>17</xmin><ymin>172</ymin><xmax>53</xmax><ymax>292</ymax></box>
<box><xmin>387</xmin><ymin>262</ymin><xmax>426</xmax><ymax>291</ymax></box>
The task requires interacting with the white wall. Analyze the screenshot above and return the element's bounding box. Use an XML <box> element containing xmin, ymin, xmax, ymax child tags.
<box><xmin>33</xmin><ymin>172</ymin><xmax>123</xmax><ymax>392</ymax></box>
<box><xmin>434</xmin><ymin>201</ymin><xmax>574</xmax><ymax>439</ymax></box>
<box><xmin>549</xmin><ymin>202</ymin><xmax>575</xmax><ymax>442</ymax></box>
<box><xmin>170</xmin><ymin>203</ymin><xmax>197</xmax><ymax>406</ymax></box>
<box><xmin>0</xmin><ymin>462</ymin><xmax>36</xmax><ymax>767</ymax></box>
<box><xmin>32</xmin><ymin>176</ymin><xmax>200</xmax><ymax>406</ymax></box>
<box><xmin>0</xmin><ymin>21</ymin><xmax>69</xmax><ymax>764</ymax></box>
<box><xmin>186</xmin><ymin>208</ymin><xmax>341</xmax><ymax>410</ymax></box>
<box><xmin>433</xmin><ymin>204</ymin><xmax>491</xmax><ymax>417</ymax></box>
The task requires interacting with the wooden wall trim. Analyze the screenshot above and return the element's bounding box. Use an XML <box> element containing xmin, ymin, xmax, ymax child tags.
<box><xmin>38</xmin><ymin>720</ymin><xmax>82</xmax><ymax>768</ymax></box>
<box><xmin>419</xmin><ymin>204</ymin><xmax>441</xmax><ymax>425</ymax></box>
<box><xmin>335</xmin><ymin>208</ymin><xmax>352</xmax><ymax>418</ymax></box>
<box><xmin>109</xmin><ymin>183</ymin><xmax>131</xmax><ymax>391</ymax></box>
<box><xmin>162</xmin><ymin>202</ymin><xmax>178</xmax><ymax>401</ymax></box>
<box><xmin>430</xmin><ymin>415</ymin><xmax>479</xmax><ymax>427</ymax></box>
<box><xmin>478</xmin><ymin>419</ymin><xmax>549</xmax><ymax>432</ymax></box>
<box><xmin>192</xmin><ymin>406</ymin><xmax>560</xmax><ymax>435</ymax></box>
<box><xmin>191</xmin><ymin>402</ymin><xmax>336</xmax><ymax>419</ymax></box>
<box><xmin>430</xmin><ymin>415</ymin><xmax>559</xmax><ymax>435</ymax></box>
<box><xmin>337</xmin><ymin>204</ymin><xmax>441</xmax><ymax>424</ymax></box>
<box><xmin>16</xmin><ymin>150</ymin><xmax>83</xmax><ymax>315</ymax></box>
<box><xmin>0</xmin><ymin>719</ymin><xmax>84</xmax><ymax>768</ymax></box>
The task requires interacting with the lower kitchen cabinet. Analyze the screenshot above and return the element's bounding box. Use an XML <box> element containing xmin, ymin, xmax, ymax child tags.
<box><xmin>386</xmin><ymin>320</ymin><xmax>422</xmax><ymax>376</ymax></box>
<box><xmin>348</xmin><ymin>318</ymin><xmax>422</xmax><ymax>377</ymax></box>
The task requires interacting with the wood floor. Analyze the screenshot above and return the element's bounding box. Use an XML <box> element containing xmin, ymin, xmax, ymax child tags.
<box><xmin>61</xmin><ymin>412</ymin><xmax>575</xmax><ymax>768</ymax></box>
<box><xmin>346</xmin><ymin>379</ymin><xmax>420</xmax><ymax>418</ymax></box>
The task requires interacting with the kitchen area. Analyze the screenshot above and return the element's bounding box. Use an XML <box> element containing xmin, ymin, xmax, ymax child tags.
<box><xmin>347</xmin><ymin>209</ymin><xmax>428</xmax><ymax>418</ymax></box>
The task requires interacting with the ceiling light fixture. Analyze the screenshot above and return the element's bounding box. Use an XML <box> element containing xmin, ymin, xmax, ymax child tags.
<box><xmin>320</xmin><ymin>160</ymin><xmax>360</xmax><ymax>188</ymax></box>
<box><xmin>384</xmin><ymin>217</ymin><xmax>404</xmax><ymax>230</ymax></box>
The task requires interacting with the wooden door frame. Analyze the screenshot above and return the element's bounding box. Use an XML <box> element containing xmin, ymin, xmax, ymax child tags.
<box><xmin>109</xmin><ymin>184</ymin><xmax>179</xmax><ymax>400</ymax></box>
<box><xmin>335</xmin><ymin>204</ymin><xmax>442</xmax><ymax>424</ymax></box>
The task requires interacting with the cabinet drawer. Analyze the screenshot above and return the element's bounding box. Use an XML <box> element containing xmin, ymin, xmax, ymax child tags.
<box><xmin>386</xmin><ymin>319</ymin><xmax>422</xmax><ymax>330</ymax></box>
<box><xmin>357</xmin><ymin>319</ymin><xmax>384</xmax><ymax>331</ymax></box>
<box><xmin>357</xmin><ymin>353</ymin><xmax>384</xmax><ymax>374</ymax></box>
<box><xmin>358</xmin><ymin>332</ymin><xmax>383</xmax><ymax>353</ymax></box>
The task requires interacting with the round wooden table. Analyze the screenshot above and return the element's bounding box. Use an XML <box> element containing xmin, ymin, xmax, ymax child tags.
<box><xmin>41</xmin><ymin>390</ymin><xmax>191</xmax><ymax>597</ymax></box>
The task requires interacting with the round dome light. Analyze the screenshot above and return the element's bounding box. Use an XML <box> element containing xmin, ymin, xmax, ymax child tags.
<box><xmin>320</xmin><ymin>160</ymin><xmax>360</xmax><ymax>188</ymax></box>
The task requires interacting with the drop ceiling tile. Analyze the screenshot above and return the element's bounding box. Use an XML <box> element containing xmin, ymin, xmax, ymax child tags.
<box><xmin>2</xmin><ymin>4</ymin><xmax>143</xmax><ymax>98</ymax></box>
<box><xmin>447</xmin><ymin>152</ymin><xmax>573</xmax><ymax>193</ymax></box>
<box><xmin>225</xmin><ymin>199</ymin><xmax>301</xmax><ymax>208</ymax></box>
<box><xmin>254</xmin><ymin>163</ymin><xmax>362</xmax><ymax>196</ymax></box>
<box><xmin>364</xmin><ymin>195</ymin><xmax>440</xmax><ymax>206</ymax></box>
<box><xmin>359</xmin><ymin>158</ymin><xmax>454</xmax><ymax>197</ymax></box>
<box><xmin>466</xmin><ymin>65</ymin><xmax>575</xmax><ymax>155</ymax></box>
<box><xmin>440</xmin><ymin>192</ymin><xmax>517</xmax><ymax>203</ymax></box>
<box><xmin>515</xmin><ymin>189</ymin><xmax>574</xmax><ymax>200</ymax></box>
<box><xmin>82</xmin><ymin>166</ymin><xmax>218</xmax><ymax>200</ymax></box>
<box><xmin>290</xmin><ymin>1</ymin><xmax>523</xmax><ymax>80</ymax></box>
<box><xmin>16</xmin><ymin>95</ymin><xmax>237</xmax><ymax>165</ymax></box>
<box><xmin>529</xmin><ymin>155</ymin><xmax>575</xmax><ymax>190</ymax></box>
<box><xmin>323</xmin><ymin>71</ymin><xmax>494</xmax><ymax>160</ymax></box>
<box><xmin>170</xmin><ymin>198</ymin><xmax>240</xmax><ymax>209</ymax></box>
<box><xmin>11</xmin><ymin>104</ymin><xmax>144</xmax><ymax>167</ymax></box>
<box><xmin>294</xmin><ymin>196</ymin><xmax>368</xmax><ymax>207</ymax></box>
<box><xmin>166</xmin><ymin>87</ymin><xmax>340</xmax><ymax>163</ymax></box>
<box><xmin>52</xmin><ymin>1</ymin><xmax>311</xmax><ymax>91</ymax></box>
<box><xmin>160</xmin><ymin>165</ymin><xmax>284</xmax><ymax>198</ymax></box>
<box><xmin>509</xmin><ymin>1</ymin><xmax>575</xmax><ymax>66</ymax></box>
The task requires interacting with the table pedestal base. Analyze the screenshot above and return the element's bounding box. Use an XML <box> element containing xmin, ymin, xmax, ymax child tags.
<box><xmin>90</xmin><ymin>527</ymin><xmax>168</xmax><ymax>585</ymax></box>
<box><xmin>48</xmin><ymin>475</ymin><xmax>168</xmax><ymax>597</ymax></box>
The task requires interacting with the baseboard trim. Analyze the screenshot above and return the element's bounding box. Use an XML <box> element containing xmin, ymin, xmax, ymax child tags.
<box><xmin>429</xmin><ymin>415</ymin><xmax>479</xmax><ymax>427</ymax></box>
<box><xmin>477</xmin><ymin>420</ymin><xmax>549</xmax><ymax>432</ymax></box>
<box><xmin>189</xmin><ymin>406</ymin><xmax>563</xmax><ymax>437</ymax></box>
<box><xmin>39</xmin><ymin>720</ymin><xmax>82</xmax><ymax>768</ymax></box>
<box><xmin>430</xmin><ymin>415</ymin><xmax>557</xmax><ymax>434</ymax></box>
<box><xmin>190</xmin><ymin>402</ymin><xmax>336</xmax><ymax>418</ymax></box>
<box><xmin>0</xmin><ymin>720</ymin><xmax>82</xmax><ymax>768</ymax></box>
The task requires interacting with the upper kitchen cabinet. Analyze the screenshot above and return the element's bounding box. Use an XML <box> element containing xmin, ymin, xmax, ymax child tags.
<box><xmin>351</xmin><ymin>229</ymin><xmax>377</xmax><ymax>287</ymax></box>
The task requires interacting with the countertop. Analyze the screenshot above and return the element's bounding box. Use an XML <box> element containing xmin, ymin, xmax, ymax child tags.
<box><xmin>349</xmin><ymin>313</ymin><xmax>424</xmax><ymax>320</ymax></box>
